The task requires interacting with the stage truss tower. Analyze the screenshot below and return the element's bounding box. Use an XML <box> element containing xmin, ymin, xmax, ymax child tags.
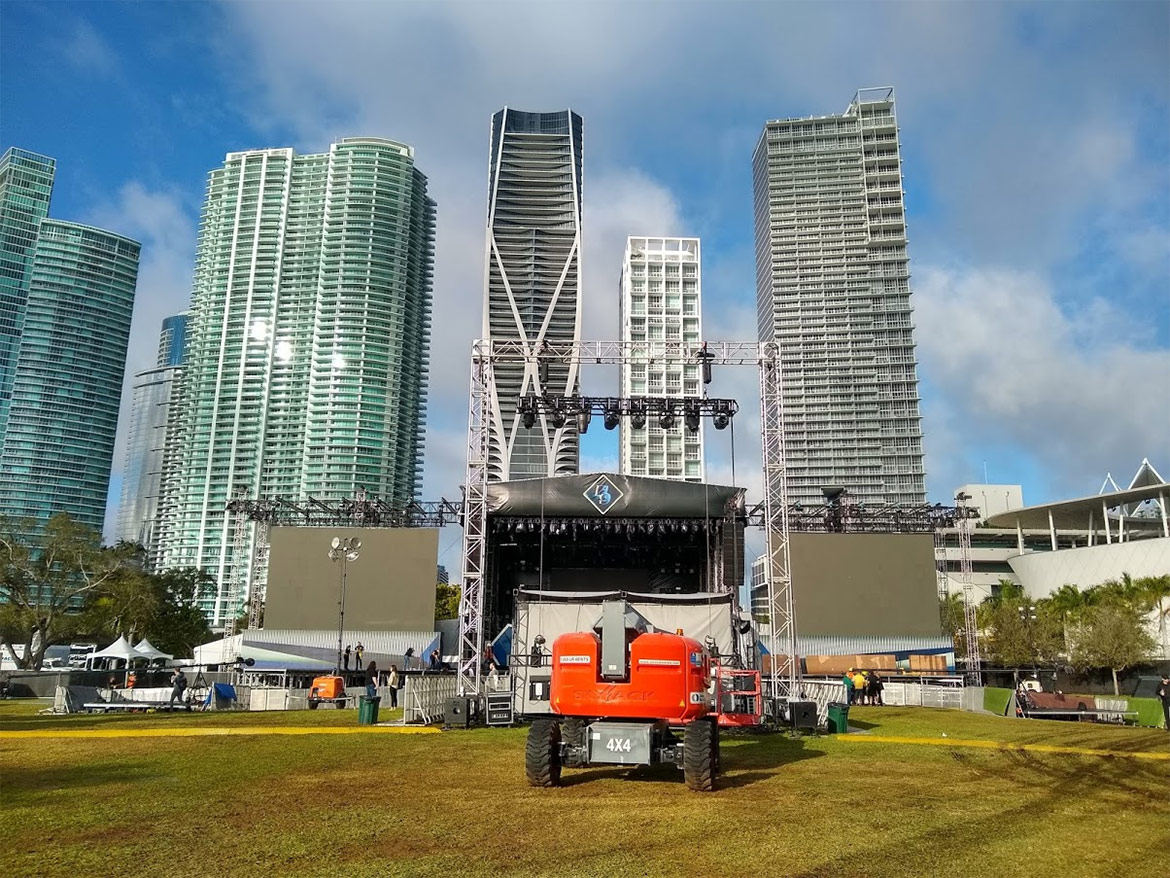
<box><xmin>955</xmin><ymin>492</ymin><xmax>981</xmax><ymax>684</ymax></box>
<box><xmin>457</xmin><ymin>340</ymin><xmax>797</xmax><ymax>703</ymax></box>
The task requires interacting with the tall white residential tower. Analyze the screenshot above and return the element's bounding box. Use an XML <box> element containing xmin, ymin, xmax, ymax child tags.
<box><xmin>618</xmin><ymin>236</ymin><xmax>704</xmax><ymax>482</ymax></box>
<box><xmin>753</xmin><ymin>88</ymin><xmax>926</xmax><ymax>507</ymax></box>
<box><xmin>156</xmin><ymin>138</ymin><xmax>435</xmax><ymax>625</ymax></box>
<box><xmin>483</xmin><ymin>108</ymin><xmax>583</xmax><ymax>481</ymax></box>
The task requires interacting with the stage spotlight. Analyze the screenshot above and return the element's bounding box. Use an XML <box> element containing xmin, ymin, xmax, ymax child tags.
<box><xmin>548</xmin><ymin>403</ymin><xmax>566</xmax><ymax>430</ymax></box>
<box><xmin>603</xmin><ymin>404</ymin><xmax>621</xmax><ymax>430</ymax></box>
<box><xmin>630</xmin><ymin>402</ymin><xmax>647</xmax><ymax>429</ymax></box>
<box><xmin>684</xmin><ymin>401</ymin><xmax>700</xmax><ymax>434</ymax></box>
<box><xmin>577</xmin><ymin>409</ymin><xmax>591</xmax><ymax>434</ymax></box>
<box><xmin>698</xmin><ymin>342</ymin><xmax>714</xmax><ymax>385</ymax></box>
<box><xmin>659</xmin><ymin>408</ymin><xmax>675</xmax><ymax>429</ymax></box>
<box><xmin>520</xmin><ymin>395</ymin><xmax>536</xmax><ymax>429</ymax></box>
<box><xmin>712</xmin><ymin>405</ymin><xmax>730</xmax><ymax>430</ymax></box>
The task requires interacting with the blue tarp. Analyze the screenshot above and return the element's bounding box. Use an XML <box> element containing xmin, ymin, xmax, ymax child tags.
<box><xmin>204</xmin><ymin>682</ymin><xmax>237</xmax><ymax>707</ymax></box>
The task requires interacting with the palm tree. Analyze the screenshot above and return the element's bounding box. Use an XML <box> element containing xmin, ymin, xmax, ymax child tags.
<box><xmin>1135</xmin><ymin>574</ymin><xmax>1170</xmax><ymax>659</ymax></box>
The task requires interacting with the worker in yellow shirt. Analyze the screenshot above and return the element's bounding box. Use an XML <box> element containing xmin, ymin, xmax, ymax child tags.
<box><xmin>853</xmin><ymin>671</ymin><xmax>867</xmax><ymax>704</ymax></box>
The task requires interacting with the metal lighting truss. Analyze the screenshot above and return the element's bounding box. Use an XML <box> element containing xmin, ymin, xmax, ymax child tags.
<box><xmin>519</xmin><ymin>394</ymin><xmax>739</xmax><ymax>431</ymax></box>
<box><xmin>457</xmin><ymin>339</ymin><xmax>797</xmax><ymax>701</ymax></box>
<box><xmin>955</xmin><ymin>492</ymin><xmax>981</xmax><ymax>684</ymax></box>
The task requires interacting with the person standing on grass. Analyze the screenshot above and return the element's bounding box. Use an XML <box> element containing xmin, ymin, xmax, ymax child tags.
<box><xmin>167</xmin><ymin>668</ymin><xmax>188</xmax><ymax>711</ymax></box>
<box><xmin>343</xmin><ymin>644</ymin><xmax>352</xmax><ymax>671</ymax></box>
<box><xmin>387</xmin><ymin>665</ymin><xmax>400</xmax><ymax>708</ymax></box>
<box><xmin>842</xmin><ymin>670</ymin><xmax>855</xmax><ymax>705</ymax></box>
<box><xmin>365</xmin><ymin>661</ymin><xmax>378</xmax><ymax>699</ymax></box>
<box><xmin>870</xmin><ymin>672</ymin><xmax>884</xmax><ymax>707</ymax></box>
<box><xmin>1159</xmin><ymin>675</ymin><xmax>1170</xmax><ymax>730</ymax></box>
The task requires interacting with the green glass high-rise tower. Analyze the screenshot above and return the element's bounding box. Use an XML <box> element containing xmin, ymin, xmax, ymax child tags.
<box><xmin>156</xmin><ymin>138</ymin><xmax>435</xmax><ymax>625</ymax></box>
<box><xmin>0</xmin><ymin>148</ymin><xmax>141</xmax><ymax>536</ymax></box>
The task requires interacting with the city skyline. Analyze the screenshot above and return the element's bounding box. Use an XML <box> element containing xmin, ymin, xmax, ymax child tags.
<box><xmin>0</xmin><ymin>146</ymin><xmax>140</xmax><ymax>535</ymax></box>
<box><xmin>113</xmin><ymin>311</ymin><xmax>188</xmax><ymax>564</ymax></box>
<box><xmin>483</xmin><ymin>107</ymin><xmax>584</xmax><ymax>481</ymax></box>
<box><xmin>618</xmin><ymin>236</ymin><xmax>705</xmax><ymax>483</ymax></box>
<box><xmin>1</xmin><ymin>3</ymin><xmax>1165</xmax><ymax>575</ymax></box>
<box><xmin>753</xmin><ymin>89</ymin><xmax>927</xmax><ymax>508</ymax></box>
<box><xmin>154</xmin><ymin>138</ymin><xmax>434</xmax><ymax>625</ymax></box>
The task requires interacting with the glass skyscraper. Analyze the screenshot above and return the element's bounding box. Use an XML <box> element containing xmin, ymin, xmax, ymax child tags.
<box><xmin>114</xmin><ymin>312</ymin><xmax>188</xmax><ymax>564</ymax></box>
<box><xmin>0</xmin><ymin>148</ymin><xmax>140</xmax><ymax>534</ymax></box>
<box><xmin>618</xmin><ymin>237</ymin><xmax>704</xmax><ymax>482</ymax></box>
<box><xmin>155</xmin><ymin>138</ymin><xmax>435</xmax><ymax>625</ymax></box>
<box><xmin>483</xmin><ymin>108</ymin><xmax>583</xmax><ymax>481</ymax></box>
<box><xmin>753</xmin><ymin>89</ymin><xmax>927</xmax><ymax>507</ymax></box>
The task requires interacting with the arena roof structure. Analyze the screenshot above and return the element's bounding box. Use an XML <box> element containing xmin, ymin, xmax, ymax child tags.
<box><xmin>985</xmin><ymin>459</ymin><xmax>1168</xmax><ymax>537</ymax></box>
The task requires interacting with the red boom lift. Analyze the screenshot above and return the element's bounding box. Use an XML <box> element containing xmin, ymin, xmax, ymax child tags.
<box><xmin>525</xmin><ymin>601</ymin><xmax>721</xmax><ymax>791</ymax></box>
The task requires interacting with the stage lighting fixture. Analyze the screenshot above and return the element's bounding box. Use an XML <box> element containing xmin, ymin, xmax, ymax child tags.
<box><xmin>577</xmin><ymin>409</ymin><xmax>591</xmax><ymax>434</ymax></box>
<box><xmin>548</xmin><ymin>403</ymin><xmax>566</xmax><ymax>430</ymax></box>
<box><xmin>712</xmin><ymin>409</ymin><xmax>730</xmax><ymax>430</ymax></box>
<box><xmin>698</xmin><ymin>342</ymin><xmax>714</xmax><ymax>385</ymax></box>
<box><xmin>659</xmin><ymin>409</ymin><xmax>675</xmax><ymax>429</ymax></box>
<box><xmin>603</xmin><ymin>405</ymin><xmax>621</xmax><ymax>430</ymax></box>
<box><xmin>630</xmin><ymin>401</ymin><xmax>647</xmax><ymax>429</ymax></box>
<box><xmin>684</xmin><ymin>402</ymin><xmax>700</xmax><ymax>434</ymax></box>
<box><xmin>520</xmin><ymin>395</ymin><xmax>536</xmax><ymax>429</ymax></box>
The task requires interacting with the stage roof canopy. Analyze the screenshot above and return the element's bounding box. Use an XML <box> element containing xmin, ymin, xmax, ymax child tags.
<box><xmin>487</xmin><ymin>473</ymin><xmax>744</xmax><ymax>518</ymax></box>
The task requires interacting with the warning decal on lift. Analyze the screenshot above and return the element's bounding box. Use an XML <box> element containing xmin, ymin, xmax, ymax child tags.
<box><xmin>637</xmin><ymin>658</ymin><xmax>681</xmax><ymax>667</ymax></box>
<box><xmin>559</xmin><ymin>655</ymin><xmax>592</xmax><ymax>664</ymax></box>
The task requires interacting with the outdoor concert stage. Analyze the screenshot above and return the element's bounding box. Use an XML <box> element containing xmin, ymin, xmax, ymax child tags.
<box><xmin>479</xmin><ymin>473</ymin><xmax>746</xmax><ymax>640</ymax></box>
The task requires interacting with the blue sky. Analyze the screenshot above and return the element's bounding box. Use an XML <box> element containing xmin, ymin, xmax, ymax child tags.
<box><xmin>2</xmin><ymin>1</ymin><xmax>1168</xmax><ymax>565</ymax></box>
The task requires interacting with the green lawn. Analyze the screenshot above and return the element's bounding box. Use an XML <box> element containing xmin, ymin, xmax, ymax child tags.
<box><xmin>2</xmin><ymin>702</ymin><xmax>1168</xmax><ymax>878</ymax></box>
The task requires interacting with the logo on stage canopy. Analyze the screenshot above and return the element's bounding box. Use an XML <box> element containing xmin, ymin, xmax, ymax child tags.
<box><xmin>584</xmin><ymin>476</ymin><xmax>623</xmax><ymax>515</ymax></box>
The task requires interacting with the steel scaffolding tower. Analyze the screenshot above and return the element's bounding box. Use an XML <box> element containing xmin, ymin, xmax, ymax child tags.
<box><xmin>955</xmin><ymin>491</ymin><xmax>981</xmax><ymax>684</ymax></box>
<box><xmin>457</xmin><ymin>339</ymin><xmax>797</xmax><ymax>702</ymax></box>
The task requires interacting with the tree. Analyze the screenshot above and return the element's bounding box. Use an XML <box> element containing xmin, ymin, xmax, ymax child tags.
<box><xmin>0</xmin><ymin>514</ymin><xmax>137</xmax><ymax>669</ymax></box>
<box><xmin>981</xmin><ymin>597</ymin><xmax>1063</xmax><ymax>668</ymax></box>
<box><xmin>1069</xmin><ymin>601</ymin><xmax>1157</xmax><ymax>695</ymax></box>
<box><xmin>82</xmin><ymin>567</ymin><xmax>215</xmax><ymax>660</ymax></box>
<box><xmin>1135</xmin><ymin>574</ymin><xmax>1170</xmax><ymax>657</ymax></box>
<box><xmin>435</xmin><ymin>582</ymin><xmax>461</xmax><ymax>621</ymax></box>
<box><xmin>939</xmin><ymin>592</ymin><xmax>967</xmax><ymax>658</ymax></box>
<box><xmin>145</xmin><ymin>569</ymin><xmax>215</xmax><ymax>658</ymax></box>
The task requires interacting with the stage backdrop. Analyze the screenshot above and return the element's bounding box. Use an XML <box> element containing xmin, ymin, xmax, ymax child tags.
<box><xmin>787</xmin><ymin>532</ymin><xmax>941</xmax><ymax>638</ymax></box>
<box><xmin>264</xmin><ymin>527</ymin><xmax>439</xmax><ymax>632</ymax></box>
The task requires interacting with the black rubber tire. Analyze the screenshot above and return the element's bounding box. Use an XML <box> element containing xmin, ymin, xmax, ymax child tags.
<box><xmin>561</xmin><ymin>717</ymin><xmax>586</xmax><ymax>766</ymax></box>
<box><xmin>561</xmin><ymin>717</ymin><xmax>586</xmax><ymax>747</ymax></box>
<box><xmin>308</xmin><ymin>700</ymin><xmax>319</xmax><ymax>710</ymax></box>
<box><xmin>525</xmin><ymin>718</ymin><xmax>562</xmax><ymax>787</ymax></box>
<box><xmin>683</xmin><ymin>718</ymin><xmax>717</xmax><ymax>792</ymax></box>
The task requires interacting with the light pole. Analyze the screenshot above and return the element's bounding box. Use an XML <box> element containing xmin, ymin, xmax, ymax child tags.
<box><xmin>328</xmin><ymin>536</ymin><xmax>361</xmax><ymax>674</ymax></box>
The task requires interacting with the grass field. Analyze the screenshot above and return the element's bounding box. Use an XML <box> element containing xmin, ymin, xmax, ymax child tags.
<box><xmin>2</xmin><ymin>701</ymin><xmax>1168</xmax><ymax>878</ymax></box>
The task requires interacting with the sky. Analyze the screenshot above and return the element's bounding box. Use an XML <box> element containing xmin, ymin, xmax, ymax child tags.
<box><xmin>1</xmin><ymin>0</ymin><xmax>1168</xmax><ymax>574</ymax></box>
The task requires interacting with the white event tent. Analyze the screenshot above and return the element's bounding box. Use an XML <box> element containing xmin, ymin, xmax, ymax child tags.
<box><xmin>133</xmin><ymin>639</ymin><xmax>174</xmax><ymax>665</ymax></box>
<box><xmin>86</xmin><ymin>635</ymin><xmax>149</xmax><ymax>669</ymax></box>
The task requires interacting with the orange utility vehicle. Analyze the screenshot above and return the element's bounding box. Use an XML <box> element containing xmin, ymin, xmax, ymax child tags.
<box><xmin>308</xmin><ymin>674</ymin><xmax>347</xmax><ymax>709</ymax></box>
<box><xmin>525</xmin><ymin>601</ymin><xmax>720</xmax><ymax>791</ymax></box>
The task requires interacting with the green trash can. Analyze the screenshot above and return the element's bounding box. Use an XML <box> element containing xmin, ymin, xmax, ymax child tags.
<box><xmin>827</xmin><ymin>701</ymin><xmax>849</xmax><ymax>734</ymax></box>
<box><xmin>358</xmin><ymin>695</ymin><xmax>381</xmax><ymax>725</ymax></box>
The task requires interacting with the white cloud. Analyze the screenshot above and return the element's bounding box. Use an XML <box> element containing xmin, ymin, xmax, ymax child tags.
<box><xmin>57</xmin><ymin>20</ymin><xmax>121</xmax><ymax>77</ymax></box>
<box><xmin>914</xmin><ymin>263</ymin><xmax>1170</xmax><ymax>499</ymax></box>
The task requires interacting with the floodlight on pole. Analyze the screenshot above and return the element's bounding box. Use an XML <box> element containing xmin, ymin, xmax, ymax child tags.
<box><xmin>328</xmin><ymin>536</ymin><xmax>361</xmax><ymax>673</ymax></box>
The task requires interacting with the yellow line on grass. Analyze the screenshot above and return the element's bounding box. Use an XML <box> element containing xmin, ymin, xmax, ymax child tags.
<box><xmin>0</xmin><ymin>725</ymin><xmax>441</xmax><ymax>740</ymax></box>
<box><xmin>837</xmin><ymin>734</ymin><xmax>1170</xmax><ymax>761</ymax></box>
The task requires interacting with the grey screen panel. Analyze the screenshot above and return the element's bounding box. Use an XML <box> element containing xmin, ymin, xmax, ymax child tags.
<box><xmin>788</xmin><ymin>532</ymin><xmax>941</xmax><ymax>638</ymax></box>
<box><xmin>264</xmin><ymin>527</ymin><xmax>438</xmax><ymax>632</ymax></box>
